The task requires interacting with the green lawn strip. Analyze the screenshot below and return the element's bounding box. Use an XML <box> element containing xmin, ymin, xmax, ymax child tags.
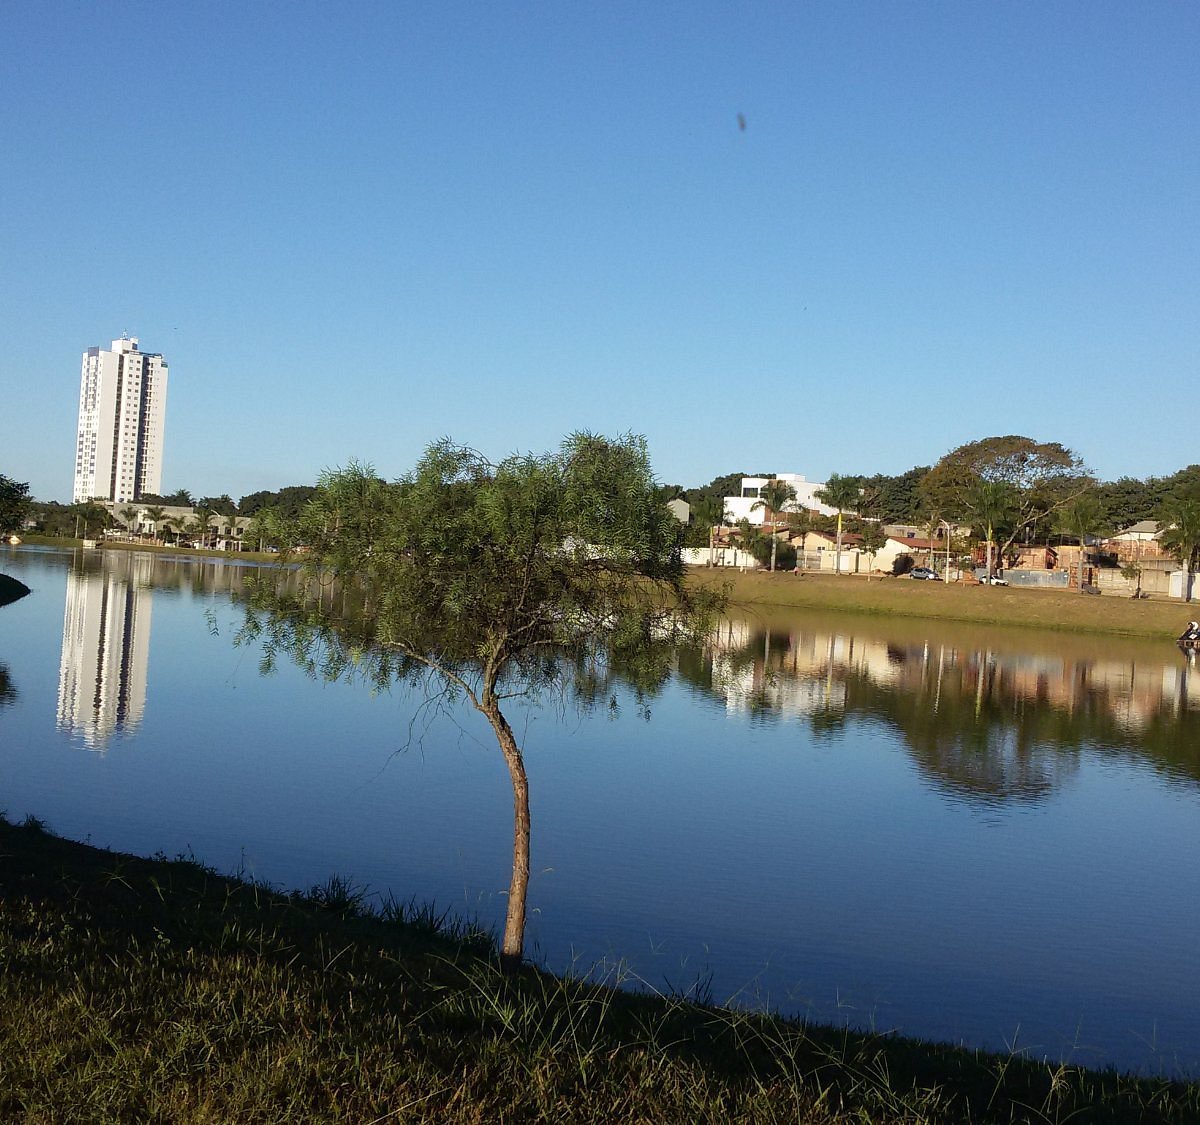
<box><xmin>687</xmin><ymin>569</ymin><xmax>1192</xmax><ymax>641</ymax></box>
<box><xmin>15</xmin><ymin>534</ymin><xmax>279</xmax><ymax>564</ymax></box>
<box><xmin>1</xmin><ymin>819</ymin><xmax>1195</xmax><ymax>1122</ymax></box>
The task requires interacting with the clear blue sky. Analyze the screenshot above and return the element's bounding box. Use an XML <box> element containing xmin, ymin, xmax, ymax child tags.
<box><xmin>3</xmin><ymin>2</ymin><xmax>1196</xmax><ymax>502</ymax></box>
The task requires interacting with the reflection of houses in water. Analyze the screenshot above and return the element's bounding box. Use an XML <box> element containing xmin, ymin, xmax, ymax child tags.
<box><xmin>708</xmin><ymin>620</ymin><xmax>895</xmax><ymax>717</ymax></box>
<box><xmin>700</xmin><ymin>618</ymin><xmax>1200</xmax><ymax>802</ymax></box>
<box><xmin>57</xmin><ymin>552</ymin><xmax>155</xmax><ymax>749</ymax></box>
<box><xmin>961</xmin><ymin>649</ymin><xmax>1200</xmax><ymax>731</ymax></box>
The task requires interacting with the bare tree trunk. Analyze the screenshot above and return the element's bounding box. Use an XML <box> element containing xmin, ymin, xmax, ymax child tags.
<box><xmin>482</xmin><ymin>695</ymin><xmax>531</xmax><ymax>973</ymax></box>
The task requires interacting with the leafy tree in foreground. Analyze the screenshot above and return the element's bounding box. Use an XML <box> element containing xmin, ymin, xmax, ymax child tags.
<box><xmin>0</xmin><ymin>476</ymin><xmax>32</xmax><ymax>537</ymax></box>
<box><xmin>241</xmin><ymin>433</ymin><xmax>721</xmax><ymax>968</ymax></box>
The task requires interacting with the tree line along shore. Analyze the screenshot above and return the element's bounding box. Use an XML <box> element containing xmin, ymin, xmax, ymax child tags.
<box><xmin>16</xmin><ymin>531</ymin><xmax>1195</xmax><ymax>644</ymax></box>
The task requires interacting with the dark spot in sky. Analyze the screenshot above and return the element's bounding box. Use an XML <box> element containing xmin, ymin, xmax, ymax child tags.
<box><xmin>737</xmin><ymin>113</ymin><xmax>747</xmax><ymax>132</ymax></box>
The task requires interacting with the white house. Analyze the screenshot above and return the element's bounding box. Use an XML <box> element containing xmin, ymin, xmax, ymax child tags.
<box><xmin>666</xmin><ymin>498</ymin><xmax>690</xmax><ymax>524</ymax></box>
<box><xmin>723</xmin><ymin>475</ymin><xmax>838</xmax><ymax>526</ymax></box>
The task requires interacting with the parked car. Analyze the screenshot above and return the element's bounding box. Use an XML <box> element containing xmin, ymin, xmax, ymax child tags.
<box><xmin>909</xmin><ymin>567</ymin><xmax>941</xmax><ymax>580</ymax></box>
<box><xmin>985</xmin><ymin>574</ymin><xmax>1009</xmax><ymax>586</ymax></box>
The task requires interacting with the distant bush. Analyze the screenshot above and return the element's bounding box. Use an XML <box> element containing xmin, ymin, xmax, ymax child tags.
<box><xmin>749</xmin><ymin>538</ymin><xmax>797</xmax><ymax>571</ymax></box>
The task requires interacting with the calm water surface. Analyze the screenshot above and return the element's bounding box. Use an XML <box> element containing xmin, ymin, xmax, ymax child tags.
<box><xmin>3</xmin><ymin>546</ymin><xmax>1200</xmax><ymax>1077</ymax></box>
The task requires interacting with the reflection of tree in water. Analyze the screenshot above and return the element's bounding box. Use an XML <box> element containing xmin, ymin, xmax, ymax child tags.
<box><xmin>690</xmin><ymin>623</ymin><xmax>1200</xmax><ymax>804</ymax></box>
<box><xmin>841</xmin><ymin>668</ymin><xmax>1078</xmax><ymax>806</ymax></box>
<box><xmin>0</xmin><ymin>663</ymin><xmax>15</xmax><ymax>708</ymax></box>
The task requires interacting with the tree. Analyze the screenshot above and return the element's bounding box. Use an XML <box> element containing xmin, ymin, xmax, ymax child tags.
<box><xmin>1096</xmin><ymin>476</ymin><xmax>1165</xmax><ymax>531</ymax></box>
<box><xmin>119</xmin><ymin>506</ymin><xmax>140</xmax><ymax>535</ymax></box>
<box><xmin>191</xmin><ymin>507</ymin><xmax>216</xmax><ymax>548</ymax></box>
<box><xmin>1055</xmin><ymin>491</ymin><xmax>1105</xmax><ymax>593</ymax></box>
<box><xmin>239</xmin><ymin>485</ymin><xmax>321</xmax><ymax>520</ymax></box>
<box><xmin>199</xmin><ymin>494</ymin><xmax>238</xmax><ymax>517</ymax></box>
<box><xmin>919</xmin><ymin>436</ymin><xmax>1091</xmax><ymax>565</ymax></box>
<box><xmin>855</xmin><ymin>518</ymin><xmax>888</xmax><ymax>580</ymax></box>
<box><xmin>855</xmin><ymin>466</ymin><xmax>931</xmax><ymax>524</ymax></box>
<box><xmin>970</xmin><ymin>480</ymin><xmax>1016</xmax><ymax>580</ymax></box>
<box><xmin>813</xmin><ymin>474</ymin><xmax>861</xmax><ymax>576</ymax></box>
<box><xmin>143</xmin><ymin>506</ymin><xmax>167</xmax><ymax>543</ymax></box>
<box><xmin>241</xmin><ymin>434</ymin><xmax>719</xmax><ymax>969</ymax></box>
<box><xmin>750</xmin><ymin>480</ymin><xmax>797</xmax><ymax>572</ymax></box>
<box><xmin>1120</xmin><ymin>561</ymin><xmax>1144</xmax><ymax>599</ymax></box>
<box><xmin>73</xmin><ymin>501</ymin><xmax>110</xmax><ymax>540</ymax></box>
<box><xmin>1159</xmin><ymin>493</ymin><xmax>1200</xmax><ymax>603</ymax></box>
<box><xmin>141</xmin><ymin>488</ymin><xmax>194</xmax><ymax>507</ymax></box>
<box><xmin>0</xmin><ymin>476</ymin><xmax>32</xmax><ymax>537</ymax></box>
<box><xmin>687</xmin><ymin>494</ymin><xmax>726</xmax><ymax>559</ymax></box>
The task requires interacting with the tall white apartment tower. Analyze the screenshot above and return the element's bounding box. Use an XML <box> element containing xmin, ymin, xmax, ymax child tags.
<box><xmin>73</xmin><ymin>335</ymin><xmax>169</xmax><ymax>503</ymax></box>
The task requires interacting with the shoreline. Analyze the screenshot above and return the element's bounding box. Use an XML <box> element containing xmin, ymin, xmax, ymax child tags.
<box><xmin>2</xmin><ymin>816</ymin><xmax>1195</xmax><ymax>1122</ymax></box>
<box><xmin>12</xmin><ymin>538</ymin><xmax>1195</xmax><ymax>642</ymax></box>
<box><xmin>686</xmin><ymin>566</ymin><xmax>1193</xmax><ymax>642</ymax></box>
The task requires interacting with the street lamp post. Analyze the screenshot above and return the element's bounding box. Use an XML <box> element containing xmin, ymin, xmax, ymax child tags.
<box><xmin>939</xmin><ymin>520</ymin><xmax>952</xmax><ymax>584</ymax></box>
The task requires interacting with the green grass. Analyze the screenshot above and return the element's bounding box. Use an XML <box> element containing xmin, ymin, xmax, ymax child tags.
<box><xmin>15</xmin><ymin>533</ymin><xmax>280</xmax><ymax>564</ymax></box>
<box><xmin>1</xmin><ymin>818</ymin><xmax>1196</xmax><ymax>1123</ymax></box>
<box><xmin>687</xmin><ymin>569</ymin><xmax>1192</xmax><ymax>641</ymax></box>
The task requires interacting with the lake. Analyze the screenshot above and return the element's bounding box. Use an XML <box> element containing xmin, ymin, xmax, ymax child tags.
<box><xmin>3</xmin><ymin>545</ymin><xmax>1199</xmax><ymax>1077</ymax></box>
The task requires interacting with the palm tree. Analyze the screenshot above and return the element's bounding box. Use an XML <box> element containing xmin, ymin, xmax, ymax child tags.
<box><xmin>219</xmin><ymin>504</ymin><xmax>241</xmax><ymax>550</ymax></box>
<box><xmin>970</xmin><ymin>480</ymin><xmax>1016</xmax><ymax>581</ymax></box>
<box><xmin>74</xmin><ymin>501</ymin><xmax>109</xmax><ymax>541</ymax></box>
<box><xmin>119</xmin><ymin>505</ymin><xmax>140</xmax><ymax>538</ymax></box>
<box><xmin>1159</xmin><ymin>494</ymin><xmax>1200</xmax><ymax>603</ymax></box>
<box><xmin>1056</xmin><ymin>492</ymin><xmax>1104</xmax><ymax>593</ymax></box>
<box><xmin>143</xmin><ymin>505</ymin><xmax>167</xmax><ymax>544</ymax></box>
<box><xmin>786</xmin><ymin>507</ymin><xmax>813</xmax><ymax>571</ymax></box>
<box><xmin>751</xmin><ymin>480</ymin><xmax>797</xmax><ymax>571</ymax></box>
<box><xmin>690</xmin><ymin>495</ymin><xmax>726</xmax><ymax>566</ymax></box>
<box><xmin>814</xmin><ymin>474</ymin><xmax>861</xmax><ymax>576</ymax></box>
<box><xmin>193</xmin><ymin>506</ymin><xmax>215</xmax><ymax>549</ymax></box>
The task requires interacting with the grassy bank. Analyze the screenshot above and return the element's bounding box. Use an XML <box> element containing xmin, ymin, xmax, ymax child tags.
<box><xmin>1</xmin><ymin>819</ymin><xmax>1195</xmax><ymax>1123</ymax></box>
<box><xmin>687</xmin><ymin>568</ymin><xmax>1193</xmax><ymax>641</ymax></box>
<box><xmin>14</xmin><ymin>533</ymin><xmax>279</xmax><ymax>564</ymax></box>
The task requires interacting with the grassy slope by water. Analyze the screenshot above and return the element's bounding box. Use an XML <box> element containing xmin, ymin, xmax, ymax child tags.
<box><xmin>1</xmin><ymin>819</ymin><xmax>1196</xmax><ymax>1124</ymax></box>
<box><xmin>686</xmin><ymin>568</ymin><xmax>1192</xmax><ymax>641</ymax></box>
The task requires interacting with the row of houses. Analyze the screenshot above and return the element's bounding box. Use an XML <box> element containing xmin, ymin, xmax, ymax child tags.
<box><xmin>98</xmin><ymin>502</ymin><xmax>256</xmax><ymax>551</ymax></box>
<box><xmin>681</xmin><ymin>476</ymin><xmax>1191</xmax><ymax>594</ymax></box>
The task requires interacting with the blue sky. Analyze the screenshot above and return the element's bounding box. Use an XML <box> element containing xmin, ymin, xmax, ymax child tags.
<box><xmin>3</xmin><ymin>2</ymin><xmax>1196</xmax><ymax>502</ymax></box>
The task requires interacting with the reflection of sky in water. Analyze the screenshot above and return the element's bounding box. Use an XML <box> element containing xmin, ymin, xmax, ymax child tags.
<box><xmin>2</xmin><ymin>546</ymin><xmax>1200</xmax><ymax>1078</ymax></box>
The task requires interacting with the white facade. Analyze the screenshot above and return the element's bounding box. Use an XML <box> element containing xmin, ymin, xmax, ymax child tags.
<box><xmin>723</xmin><ymin>474</ymin><xmax>837</xmax><ymax>525</ymax></box>
<box><xmin>73</xmin><ymin>336</ymin><xmax>169</xmax><ymax>503</ymax></box>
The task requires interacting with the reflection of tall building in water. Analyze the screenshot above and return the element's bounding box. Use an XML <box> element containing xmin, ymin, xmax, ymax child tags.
<box><xmin>57</xmin><ymin>553</ymin><xmax>154</xmax><ymax>748</ymax></box>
